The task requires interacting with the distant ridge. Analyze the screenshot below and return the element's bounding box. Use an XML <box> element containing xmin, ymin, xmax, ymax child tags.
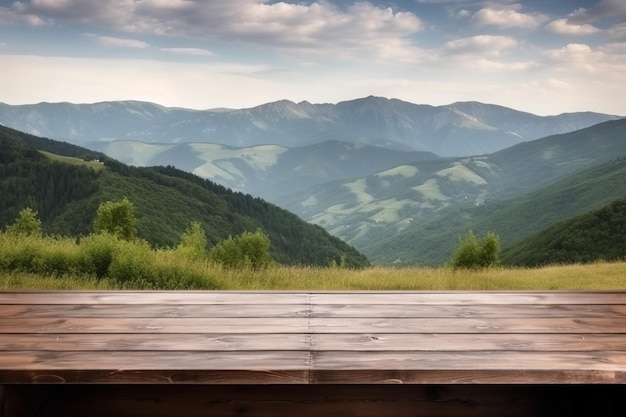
<box><xmin>0</xmin><ymin>97</ymin><xmax>619</xmax><ymax>157</ymax></box>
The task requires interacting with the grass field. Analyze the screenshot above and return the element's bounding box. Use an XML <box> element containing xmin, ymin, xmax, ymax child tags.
<box><xmin>40</xmin><ymin>150</ymin><xmax>106</xmax><ymax>171</ymax></box>
<box><xmin>3</xmin><ymin>261</ymin><xmax>626</xmax><ymax>291</ymax></box>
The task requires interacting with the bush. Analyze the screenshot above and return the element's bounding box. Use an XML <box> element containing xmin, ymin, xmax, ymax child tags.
<box><xmin>209</xmin><ymin>229</ymin><xmax>272</xmax><ymax>270</ymax></box>
<box><xmin>175</xmin><ymin>221</ymin><xmax>208</xmax><ymax>261</ymax></box>
<box><xmin>108</xmin><ymin>239</ymin><xmax>155</xmax><ymax>284</ymax></box>
<box><xmin>5</xmin><ymin>208</ymin><xmax>42</xmax><ymax>237</ymax></box>
<box><xmin>93</xmin><ymin>197</ymin><xmax>137</xmax><ymax>240</ymax></box>
<box><xmin>77</xmin><ymin>233</ymin><xmax>119</xmax><ymax>278</ymax></box>
<box><xmin>451</xmin><ymin>231</ymin><xmax>500</xmax><ymax>270</ymax></box>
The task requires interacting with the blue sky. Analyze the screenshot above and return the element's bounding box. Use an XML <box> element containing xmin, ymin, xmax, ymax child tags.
<box><xmin>0</xmin><ymin>0</ymin><xmax>625</xmax><ymax>115</ymax></box>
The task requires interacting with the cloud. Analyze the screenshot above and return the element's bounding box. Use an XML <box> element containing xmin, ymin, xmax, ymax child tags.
<box><xmin>608</xmin><ymin>23</ymin><xmax>626</xmax><ymax>41</ymax></box>
<box><xmin>87</xmin><ymin>34</ymin><xmax>150</xmax><ymax>49</ymax></box>
<box><xmin>569</xmin><ymin>0</ymin><xmax>626</xmax><ymax>23</ymax></box>
<box><xmin>545</xmin><ymin>43</ymin><xmax>595</xmax><ymax>63</ymax></box>
<box><xmin>546</xmin><ymin>18</ymin><xmax>600</xmax><ymax>35</ymax></box>
<box><xmin>439</xmin><ymin>35</ymin><xmax>533</xmax><ymax>73</ymax></box>
<box><xmin>444</xmin><ymin>35</ymin><xmax>517</xmax><ymax>56</ymax></box>
<box><xmin>0</xmin><ymin>2</ymin><xmax>48</xmax><ymax>26</ymax></box>
<box><xmin>542</xmin><ymin>42</ymin><xmax>626</xmax><ymax>81</ymax></box>
<box><xmin>161</xmin><ymin>47</ymin><xmax>214</xmax><ymax>57</ymax></box>
<box><xmin>8</xmin><ymin>0</ymin><xmax>423</xmax><ymax>62</ymax></box>
<box><xmin>472</xmin><ymin>7</ymin><xmax>547</xmax><ymax>29</ymax></box>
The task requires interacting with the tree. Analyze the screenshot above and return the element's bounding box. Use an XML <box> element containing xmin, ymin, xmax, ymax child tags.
<box><xmin>451</xmin><ymin>231</ymin><xmax>500</xmax><ymax>269</ymax></box>
<box><xmin>176</xmin><ymin>221</ymin><xmax>208</xmax><ymax>261</ymax></box>
<box><xmin>5</xmin><ymin>207</ymin><xmax>42</xmax><ymax>237</ymax></box>
<box><xmin>209</xmin><ymin>229</ymin><xmax>272</xmax><ymax>270</ymax></box>
<box><xmin>93</xmin><ymin>197</ymin><xmax>137</xmax><ymax>241</ymax></box>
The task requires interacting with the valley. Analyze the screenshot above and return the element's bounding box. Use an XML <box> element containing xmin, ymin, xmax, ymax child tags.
<box><xmin>0</xmin><ymin>97</ymin><xmax>624</xmax><ymax>266</ymax></box>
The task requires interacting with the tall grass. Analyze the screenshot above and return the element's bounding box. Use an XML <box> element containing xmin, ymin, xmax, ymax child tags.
<box><xmin>1</xmin><ymin>232</ymin><xmax>626</xmax><ymax>291</ymax></box>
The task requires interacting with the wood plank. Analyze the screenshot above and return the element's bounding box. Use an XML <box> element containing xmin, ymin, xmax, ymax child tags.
<box><xmin>311</xmin><ymin>369</ymin><xmax>626</xmax><ymax>384</ymax></box>
<box><xmin>310</xmin><ymin>333</ymin><xmax>626</xmax><ymax>352</ymax></box>
<box><xmin>0</xmin><ymin>292</ymin><xmax>310</xmax><ymax>305</ymax></box>
<box><xmin>0</xmin><ymin>351</ymin><xmax>310</xmax><ymax>384</ymax></box>
<box><xmin>0</xmin><ymin>304</ymin><xmax>310</xmax><ymax>318</ymax></box>
<box><xmin>3</xmin><ymin>333</ymin><xmax>623</xmax><ymax>353</ymax></box>
<box><xmin>309</xmin><ymin>317</ymin><xmax>626</xmax><ymax>333</ymax></box>
<box><xmin>2</xmin><ymin>291</ymin><xmax>626</xmax><ymax>305</ymax></box>
<box><xmin>311</xmin><ymin>350</ymin><xmax>626</xmax><ymax>371</ymax></box>
<box><xmin>0</xmin><ymin>317</ymin><xmax>309</xmax><ymax>334</ymax></box>
<box><xmin>4</xmin><ymin>316</ymin><xmax>625</xmax><ymax>334</ymax></box>
<box><xmin>311</xmin><ymin>303</ymin><xmax>626</xmax><ymax>318</ymax></box>
<box><xmin>0</xmin><ymin>334</ymin><xmax>309</xmax><ymax>351</ymax></box>
<box><xmin>310</xmin><ymin>351</ymin><xmax>626</xmax><ymax>383</ymax></box>
<box><xmin>311</xmin><ymin>292</ymin><xmax>626</xmax><ymax>305</ymax></box>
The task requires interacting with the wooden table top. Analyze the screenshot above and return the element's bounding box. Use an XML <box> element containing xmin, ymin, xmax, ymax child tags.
<box><xmin>1</xmin><ymin>291</ymin><xmax>626</xmax><ymax>384</ymax></box>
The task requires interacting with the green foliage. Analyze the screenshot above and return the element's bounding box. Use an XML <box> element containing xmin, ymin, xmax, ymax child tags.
<box><xmin>0</xmin><ymin>233</ymin><xmax>78</xmax><ymax>275</ymax></box>
<box><xmin>108</xmin><ymin>238</ymin><xmax>154</xmax><ymax>283</ymax></box>
<box><xmin>77</xmin><ymin>233</ymin><xmax>119</xmax><ymax>278</ymax></box>
<box><xmin>0</xmin><ymin>126</ymin><xmax>369</xmax><ymax>267</ymax></box>
<box><xmin>209</xmin><ymin>229</ymin><xmax>272</xmax><ymax>270</ymax></box>
<box><xmin>93</xmin><ymin>197</ymin><xmax>137</xmax><ymax>240</ymax></box>
<box><xmin>451</xmin><ymin>231</ymin><xmax>500</xmax><ymax>270</ymax></box>
<box><xmin>5</xmin><ymin>207</ymin><xmax>42</xmax><ymax>237</ymax></box>
<box><xmin>502</xmin><ymin>198</ymin><xmax>626</xmax><ymax>266</ymax></box>
<box><xmin>175</xmin><ymin>221</ymin><xmax>208</xmax><ymax>261</ymax></box>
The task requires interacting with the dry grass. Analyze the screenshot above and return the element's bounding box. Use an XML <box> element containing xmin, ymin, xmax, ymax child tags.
<box><xmin>6</xmin><ymin>262</ymin><xmax>625</xmax><ymax>291</ymax></box>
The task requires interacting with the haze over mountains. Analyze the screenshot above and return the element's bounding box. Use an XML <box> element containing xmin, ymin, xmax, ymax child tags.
<box><xmin>0</xmin><ymin>96</ymin><xmax>617</xmax><ymax>157</ymax></box>
<box><xmin>1</xmin><ymin>97</ymin><xmax>624</xmax><ymax>265</ymax></box>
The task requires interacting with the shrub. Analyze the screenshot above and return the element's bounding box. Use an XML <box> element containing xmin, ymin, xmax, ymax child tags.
<box><xmin>451</xmin><ymin>231</ymin><xmax>500</xmax><ymax>270</ymax></box>
<box><xmin>5</xmin><ymin>208</ymin><xmax>42</xmax><ymax>237</ymax></box>
<box><xmin>209</xmin><ymin>229</ymin><xmax>272</xmax><ymax>270</ymax></box>
<box><xmin>93</xmin><ymin>197</ymin><xmax>137</xmax><ymax>241</ymax></box>
<box><xmin>77</xmin><ymin>233</ymin><xmax>119</xmax><ymax>278</ymax></box>
<box><xmin>175</xmin><ymin>221</ymin><xmax>208</xmax><ymax>261</ymax></box>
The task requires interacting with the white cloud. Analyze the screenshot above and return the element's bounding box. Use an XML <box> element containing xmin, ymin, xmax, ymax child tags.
<box><xmin>9</xmin><ymin>0</ymin><xmax>423</xmax><ymax>62</ymax></box>
<box><xmin>546</xmin><ymin>19</ymin><xmax>600</xmax><ymax>35</ymax></box>
<box><xmin>542</xmin><ymin>43</ymin><xmax>626</xmax><ymax>94</ymax></box>
<box><xmin>545</xmin><ymin>43</ymin><xmax>595</xmax><ymax>63</ymax></box>
<box><xmin>90</xmin><ymin>35</ymin><xmax>150</xmax><ymax>49</ymax></box>
<box><xmin>599</xmin><ymin>42</ymin><xmax>626</xmax><ymax>55</ymax></box>
<box><xmin>472</xmin><ymin>7</ymin><xmax>547</xmax><ymax>29</ymax></box>
<box><xmin>569</xmin><ymin>0</ymin><xmax>626</xmax><ymax>23</ymax></box>
<box><xmin>161</xmin><ymin>48</ymin><xmax>214</xmax><ymax>57</ymax></box>
<box><xmin>444</xmin><ymin>35</ymin><xmax>517</xmax><ymax>56</ymax></box>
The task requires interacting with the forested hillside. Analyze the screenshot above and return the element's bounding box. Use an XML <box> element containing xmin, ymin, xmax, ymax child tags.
<box><xmin>0</xmin><ymin>125</ymin><xmax>368</xmax><ymax>267</ymax></box>
<box><xmin>502</xmin><ymin>197</ymin><xmax>626</xmax><ymax>266</ymax></box>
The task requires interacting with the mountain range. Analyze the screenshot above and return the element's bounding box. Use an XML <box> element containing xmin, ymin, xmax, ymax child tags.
<box><xmin>1</xmin><ymin>97</ymin><xmax>624</xmax><ymax>265</ymax></box>
<box><xmin>0</xmin><ymin>97</ymin><xmax>618</xmax><ymax>157</ymax></box>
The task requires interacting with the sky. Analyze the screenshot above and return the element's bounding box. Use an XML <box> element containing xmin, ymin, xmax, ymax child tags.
<box><xmin>0</xmin><ymin>0</ymin><xmax>625</xmax><ymax>115</ymax></box>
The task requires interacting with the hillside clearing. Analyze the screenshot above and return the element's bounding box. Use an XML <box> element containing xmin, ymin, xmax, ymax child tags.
<box><xmin>40</xmin><ymin>150</ymin><xmax>105</xmax><ymax>171</ymax></box>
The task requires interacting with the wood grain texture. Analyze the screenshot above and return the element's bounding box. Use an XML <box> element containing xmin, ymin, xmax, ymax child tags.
<box><xmin>1</xmin><ymin>291</ymin><xmax>626</xmax><ymax>385</ymax></box>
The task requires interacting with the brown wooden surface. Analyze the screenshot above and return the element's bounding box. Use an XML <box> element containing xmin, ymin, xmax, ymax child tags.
<box><xmin>1</xmin><ymin>291</ymin><xmax>626</xmax><ymax>384</ymax></box>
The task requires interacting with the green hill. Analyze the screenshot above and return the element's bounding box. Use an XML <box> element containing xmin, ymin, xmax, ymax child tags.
<box><xmin>0</xmin><ymin>125</ymin><xmax>368</xmax><ymax>267</ymax></box>
<box><xmin>364</xmin><ymin>155</ymin><xmax>626</xmax><ymax>266</ymax></box>
<box><xmin>359</xmin><ymin>119</ymin><xmax>626</xmax><ymax>265</ymax></box>
<box><xmin>502</xmin><ymin>197</ymin><xmax>626</xmax><ymax>266</ymax></box>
